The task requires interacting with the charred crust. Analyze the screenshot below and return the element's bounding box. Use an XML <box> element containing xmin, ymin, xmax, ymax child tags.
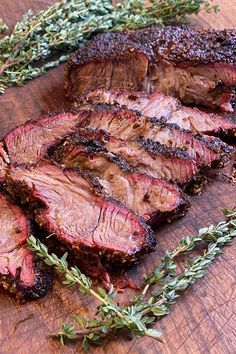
<box><xmin>131</xmin><ymin>26</ymin><xmax>236</xmax><ymax>65</ymax></box>
<box><xmin>73</xmin><ymin>102</ymin><xmax>233</xmax><ymax>168</ymax></box>
<box><xmin>138</xmin><ymin>139</ymin><xmax>192</xmax><ymax>160</ymax></box>
<box><xmin>183</xmin><ymin>174</ymin><xmax>209</xmax><ymax>195</ymax></box>
<box><xmin>0</xmin><ymin>258</ymin><xmax>53</xmax><ymax>302</ymax></box>
<box><xmin>105</xmin><ymin>152</ymin><xmax>132</xmax><ymax>172</ymax></box>
<box><xmin>74</xmin><ymin>103</ymin><xmax>144</xmax><ymax>121</ymax></box>
<box><xmin>147</xmin><ymin>194</ymin><xmax>190</xmax><ymax>227</ymax></box>
<box><xmin>66</xmin><ymin>27</ymin><xmax>236</xmax><ymax>83</ymax></box>
<box><xmin>68</xmin><ymin>32</ymin><xmax>147</xmax><ymax>67</ymax></box>
<box><xmin>69</xmin><ymin>128</ymin><xmax>110</xmax><ymax>146</ymax></box>
<box><xmin>148</xmin><ymin>119</ymin><xmax>233</xmax><ymax>165</ymax></box>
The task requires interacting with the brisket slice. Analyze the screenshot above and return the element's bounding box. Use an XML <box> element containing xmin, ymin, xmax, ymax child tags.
<box><xmin>0</xmin><ymin>142</ymin><xmax>9</xmax><ymax>182</ymax></box>
<box><xmin>76</xmin><ymin>104</ymin><xmax>231</xmax><ymax>167</ymax></box>
<box><xmin>60</xmin><ymin>129</ymin><xmax>203</xmax><ymax>192</ymax></box>
<box><xmin>0</xmin><ymin>193</ymin><xmax>53</xmax><ymax>300</ymax></box>
<box><xmin>7</xmin><ymin>164</ymin><xmax>155</xmax><ymax>263</ymax></box>
<box><xmin>84</xmin><ymin>90</ymin><xmax>236</xmax><ymax>137</ymax></box>
<box><xmin>66</xmin><ymin>27</ymin><xmax>236</xmax><ymax>111</ymax></box>
<box><xmin>52</xmin><ymin>143</ymin><xmax>189</xmax><ymax>226</ymax></box>
<box><xmin>4</xmin><ymin>111</ymin><xmax>89</xmax><ymax>165</ymax></box>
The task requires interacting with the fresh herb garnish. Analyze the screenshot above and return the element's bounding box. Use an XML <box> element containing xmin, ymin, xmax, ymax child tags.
<box><xmin>28</xmin><ymin>208</ymin><xmax>235</xmax><ymax>352</ymax></box>
<box><xmin>0</xmin><ymin>0</ymin><xmax>218</xmax><ymax>94</ymax></box>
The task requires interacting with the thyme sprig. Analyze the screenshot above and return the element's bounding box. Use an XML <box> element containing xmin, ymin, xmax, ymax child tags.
<box><xmin>0</xmin><ymin>0</ymin><xmax>218</xmax><ymax>93</ymax></box>
<box><xmin>142</xmin><ymin>208</ymin><xmax>236</xmax><ymax>295</ymax></box>
<box><xmin>27</xmin><ymin>208</ymin><xmax>236</xmax><ymax>352</ymax></box>
<box><xmin>28</xmin><ymin>235</ymin><xmax>163</xmax><ymax>350</ymax></box>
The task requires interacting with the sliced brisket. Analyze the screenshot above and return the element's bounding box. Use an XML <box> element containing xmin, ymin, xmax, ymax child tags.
<box><xmin>66</xmin><ymin>27</ymin><xmax>236</xmax><ymax>111</ymax></box>
<box><xmin>53</xmin><ymin>143</ymin><xmax>189</xmax><ymax>226</ymax></box>
<box><xmin>4</xmin><ymin>111</ymin><xmax>89</xmax><ymax>165</ymax></box>
<box><xmin>84</xmin><ymin>90</ymin><xmax>236</xmax><ymax>137</ymax></box>
<box><xmin>0</xmin><ymin>193</ymin><xmax>52</xmax><ymax>300</ymax></box>
<box><xmin>7</xmin><ymin>164</ymin><xmax>154</xmax><ymax>263</ymax></box>
<box><xmin>65</xmin><ymin>32</ymin><xmax>148</xmax><ymax>99</ymax></box>
<box><xmin>59</xmin><ymin>130</ymin><xmax>203</xmax><ymax>192</ymax></box>
<box><xmin>76</xmin><ymin>104</ymin><xmax>231</xmax><ymax>167</ymax></box>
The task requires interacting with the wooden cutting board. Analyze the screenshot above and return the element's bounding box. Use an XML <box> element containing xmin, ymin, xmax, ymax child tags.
<box><xmin>0</xmin><ymin>1</ymin><xmax>235</xmax><ymax>353</ymax></box>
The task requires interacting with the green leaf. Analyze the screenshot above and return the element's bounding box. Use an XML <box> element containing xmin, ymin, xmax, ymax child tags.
<box><xmin>87</xmin><ymin>319</ymin><xmax>100</xmax><ymax>328</ymax></box>
<box><xmin>101</xmin><ymin>325</ymin><xmax>109</xmax><ymax>334</ymax></box>
<box><xmin>146</xmin><ymin>328</ymin><xmax>162</xmax><ymax>339</ymax></box>
<box><xmin>151</xmin><ymin>305</ymin><xmax>169</xmax><ymax>317</ymax></box>
<box><xmin>73</xmin><ymin>315</ymin><xmax>86</xmax><ymax>327</ymax></box>
<box><xmin>82</xmin><ymin>337</ymin><xmax>90</xmax><ymax>354</ymax></box>
<box><xmin>134</xmin><ymin>319</ymin><xmax>147</xmax><ymax>332</ymax></box>
<box><xmin>97</xmin><ymin>287</ymin><xmax>107</xmax><ymax>298</ymax></box>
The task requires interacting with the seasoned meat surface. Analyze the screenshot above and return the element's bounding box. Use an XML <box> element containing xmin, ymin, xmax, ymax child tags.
<box><xmin>53</xmin><ymin>143</ymin><xmax>189</xmax><ymax>225</ymax></box>
<box><xmin>7</xmin><ymin>164</ymin><xmax>154</xmax><ymax>263</ymax></box>
<box><xmin>84</xmin><ymin>90</ymin><xmax>236</xmax><ymax>137</ymax></box>
<box><xmin>66</xmin><ymin>27</ymin><xmax>236</xmax><ymax>111</ymax></box>
<box><xmin>60</xmin><ymin>129</ymin><xmax>201</xmax><ymax>188</ymax></box>
<box><xmin>0</xmin><ymin>193</ymin><xmax>52</xmax><ymax>300</ymax></box>
<box><xmin>75</xmin><ymin>104</ymin><xmax>232</xmax><ymax>167</ymax></box>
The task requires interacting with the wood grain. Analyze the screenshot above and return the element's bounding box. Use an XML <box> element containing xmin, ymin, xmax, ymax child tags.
<box><xmin>0</xmin><ymin>1</ymin><xmax>235</xmax><ymax>353</ymax></box>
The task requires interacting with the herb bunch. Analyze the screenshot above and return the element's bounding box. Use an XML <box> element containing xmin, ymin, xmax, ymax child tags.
<box><xmin>0</xmin><ymin>0</ymin><xmax>218</xmax><ymax>93</ymax></box>
<box><xmin>28</xmin><ymin>208</ymin><xmax>236</xmax><ymax>352</ymax></box>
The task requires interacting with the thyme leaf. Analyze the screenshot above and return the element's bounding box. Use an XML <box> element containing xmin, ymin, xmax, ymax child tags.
<box><xmin>27</xmin><ymin>208</ymin><xmax>236</xmax><ymax>351</ymax></box>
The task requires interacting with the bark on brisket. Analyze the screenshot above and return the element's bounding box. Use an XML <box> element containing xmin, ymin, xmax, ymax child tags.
<box><xmin>59</xmin><ymin>129</ymin><xmax>205</xmax><ymax>192</ymax></box>
<box><xmin>7</xmin><ymin>164</ymin><xmax>155</xmax><ymax>263</ymax></box>
<box><xmin>71</xmin><ymin>27</ymin><xmax>236</xmax><ymax>67</ymax></box>
<box><xmin>83</xmin><ymin>89</ymin><xmax>236</xmax><ymax>137</ymax></box>
<box><xmin>75</xmin><ymin>103</ymin><xmax>232</xmax><ymax>167</ymax></box>
<box><xmin>66</xmin><ymin>26</ymin><xmax>236</xmax><ymax>111</ymax></box>
<box><xmin>0</xmin><ymin>193</ymin><xmax>53</xmax><ymax>301</ymax></box>
<box><xmin>52</xmin><ymin>143</ymin><xmax>189</xmax><ymax>226</ymax></box>
<box><xmin>4</xmin><ymin>111</ymin><xmax>89</xmax><ymax>166</ymax></box>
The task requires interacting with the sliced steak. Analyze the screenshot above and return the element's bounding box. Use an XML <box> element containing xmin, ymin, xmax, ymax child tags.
<box><xmin>0</xmin><ymin>142</ymin><xmax>9</xmax><ymax>182</ymax></box>
<box><xmin>4</xmin><ymin>111</ymin><xmax>89</xmax><ymax>165</ymax></box>
<box><xmin>84</xmin><ymin>89</ymin><xmax>236</xmax><ymax>137</ymax></box>
<box><xmin>59</xmin><ymin>130</ymin><xmax>203</xmax><ymax>192</ymax></box>
<box><xmin>53</xmin><ymin>143</ymin><xmax>189</xmax><ymax>226</ymax></box>
<box><xmin>0</xmin><ymin>193</ymin><xmax>53</xmax><ymax>300</ymax></box>
<box><xmin>66</xmin><ymin>27</ymin><xmax>236</xmax><ymax>111</ymax></box>
<box><xmin>76</xmin><ymin>104</ymin><xmax>231</xmax><ymax>167</ymax></box>
<box><xmin>7</xmin><ymin>164</ymin><xmax>154</xmax><ymax>263</ymax></box>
